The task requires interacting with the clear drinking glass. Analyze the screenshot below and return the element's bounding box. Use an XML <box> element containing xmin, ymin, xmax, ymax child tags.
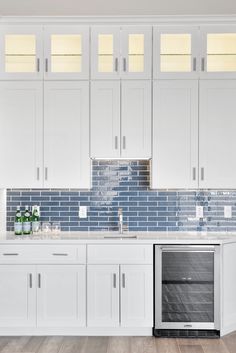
<box><xmin>52</xmin><ymin>222</ymin><xmax>61</xmax><ymax>234</ymax></box>
<box><xmin>41</xmin><ymin>222</ymin><xmax>51</xmax><ymax>233</ymax></box>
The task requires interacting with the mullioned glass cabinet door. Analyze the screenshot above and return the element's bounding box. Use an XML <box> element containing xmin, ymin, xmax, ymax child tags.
<box><xmin>120</xmin><ymin>26</ymin><xmax>152</xmax><ymax>79</ymax></box>
<box><xmin>200</xmin><ymin>26</ymin><xmax>236</xmax><ymax>78</ymax></box>
<box><xmin>0</xmin><ymin>25</ymin><xmax>43</xmax><ymax>79</ymax></box>
<box><xmin>44</xmin><ymin>26</ymin><xmax>89</xmax><ymax>79</ymax></box>
<box><xmin>91</xmin><ymin>26</ymin><xmax>121</xmax><ymax>79</ymax></box>
<box><xmin>153</xmin><ymin>26</ymin><xmax>199</xmax><ymax>79</ymax></box>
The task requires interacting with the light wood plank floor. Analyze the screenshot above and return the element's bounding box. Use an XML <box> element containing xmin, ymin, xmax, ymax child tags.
<box><xmin>0</xmin><ymin>334</ymin><xmax>235</xmax><ymax>353</ymax></box>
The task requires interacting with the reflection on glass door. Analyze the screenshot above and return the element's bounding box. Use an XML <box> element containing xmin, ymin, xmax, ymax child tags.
<box><xmin>51</xmin><ymin>35</ymin><xmax>82</xmax><ymax>72</ymax></box>
<box><xmin>160</xmin><ymin>33</ymin><xmax>192</xmax><ymax>72</ymax></box>
<box><xmin>5</xmin><ymin>35</ymin><xmax>36</xmax><ymax>73</ymax></box>
<box><xmin>207</xmin><ymin>33</ymin><xmax>236</xmax><ymax>72</ymax></box>
<box><xmin>162</xmin><ymin>251</ymin><xmax>214</xmax><ymax>323</ymax></box>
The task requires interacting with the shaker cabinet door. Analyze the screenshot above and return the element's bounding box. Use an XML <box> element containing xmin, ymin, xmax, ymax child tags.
<box><xmin>90</xmin><ymin>80</ymin><xmax>120</xmax><ymax>159</ymax></box>
<box><xmin>44</xmin><ymin>81</ymin><xmax>90</xmax><ymax>189</ymax></box>
<box><xmin>37</xmin><ymin>265</ymin><xmax>86</xmax><ymax>327</ymax></box>
<box><xmin>199</xmin><ymin>80</ymin><xmax>236</xmax><ymax>188</ymax></box>
<box><xmin>0</xmin><ymin>265</ymin><xmax>36</xmax><ymax>327</ymax></box>
<box><xmin>152</xmin><ymin>80</ymin><xmax>198</xmax><ymax>189</ymax></box>
<box><xmin>0</xmin><ymin>25</ymin><xmax>43</xmax><ymax>80</ymax></box>
<box><xmin>87</xmin><ymin>265</ymin><xmax>119</xmax><ymax>327</ymax></box>
<box><xmin>44</xmin><ymin>26</ymin><xmax>89</xmax><ymax>80</ymax></box>
<box><xmin>0</xmin><ymin>81</ymin><xmax>43</xmax><ymax>188</ymax></box>
<box><xmin>120</xmin><ymin>264</ymin><xmax>153</xmax><ymax>327</ymax></box>
<box><xmin>121</xmin><ymin>80</ymin><xmax>152</xmax><ymax>159</ymax></box>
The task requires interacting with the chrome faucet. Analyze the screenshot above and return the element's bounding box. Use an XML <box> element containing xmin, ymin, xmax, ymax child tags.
<box><xmin>118</xmin><ymin>208</ymin><xmax>123</xmax><ymax>234</ymax></box>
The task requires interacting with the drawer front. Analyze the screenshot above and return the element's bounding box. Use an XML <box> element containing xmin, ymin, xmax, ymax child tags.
<box><xmin>87</xmin><ymin>244</ymin><xmax>153</xmax><ymax>264</ymax></box>
<box><xmin>0</xmin><ymin>245</ymin><xmax>86</xmax><ymax>264</ymax></box>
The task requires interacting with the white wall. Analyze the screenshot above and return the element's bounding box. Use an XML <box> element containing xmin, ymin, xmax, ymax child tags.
<box><xmin>0</xmin><ymin>0</ymin><xmax>236</xmax><ymax>16</ymax></box>
<box><xmin>0</xmin><ymin>190</ymin><xmax>6</xmax><ymax>233</ymax></box>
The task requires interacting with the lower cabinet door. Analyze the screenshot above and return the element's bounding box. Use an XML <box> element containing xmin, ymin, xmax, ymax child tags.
<box><xmin>0</xmin><ymin>265</ymin><xmax>36</xmax><ymax>327</ymax></box>
<box><xmin>120</xmin><ymin>264</ymin><xmax>153</xmax><ymax>327</ymax></box>
<box><xmin>87</xmin><ymin>265</ymin><xmax>119</xmax><ymax>327</ymax></box>
<box><xmin>37</xmin><ymin>265</ymin><xmax>86</xmax><ymax>327</ymax></box>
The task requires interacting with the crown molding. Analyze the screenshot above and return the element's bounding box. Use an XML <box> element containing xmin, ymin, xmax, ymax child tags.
<box><xmin>1</xmin><ymin>15</ymin><xmax>236</xmax><ymax>25</ymax></box>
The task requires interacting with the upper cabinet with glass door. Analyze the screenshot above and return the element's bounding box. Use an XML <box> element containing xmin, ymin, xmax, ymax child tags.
<box><xmin>0</xmin><ymin>25</ymin><xmax>43</xmax><ymax>80</ymax></box>
<box><xmin>200</xmin><ymin>26</ymin><xmax>236</xmax><ymax>78</ymax></box>
<box><xmin>91</xmin><ymin>26</ymin><xmax>152</xmax><ymax>79</ymax></box>
<box><xmin>43</xmin><ymin>26</ymin><xmax>89</xmax><ymax>79</ymax></box>
<box><xmin>153</xmin><ymin>26</ymin><xmax>199</xmax><ymax>79</ymax></box>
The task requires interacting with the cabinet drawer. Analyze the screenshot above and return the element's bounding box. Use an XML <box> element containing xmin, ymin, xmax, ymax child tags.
<box><xmin>87</xmin><ymin>244</ymin><xmax>153</xmax><ymax>264</ymax></box>
<box><xmin>0</xmin><ymin>245</ymin><xmax>86</xmax><ymax>264</ymax></box>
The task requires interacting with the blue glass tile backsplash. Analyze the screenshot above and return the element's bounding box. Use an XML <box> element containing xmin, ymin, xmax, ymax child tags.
<box><xmin>6</xmin><ymin>160</ymin><xmax>236</xmax><ymax>232</ymax></box>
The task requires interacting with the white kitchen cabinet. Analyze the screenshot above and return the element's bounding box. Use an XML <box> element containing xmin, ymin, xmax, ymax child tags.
<box><xmin>44</xmin><ymin>81</ymin><xmax>90</xmax><ymax>189</ymax></box>
<box><xmin>0</xmin><ymin>25</ymin><xmax>43</xmax><ymax>80</ymax></box>
<box><xmin>120</xmin><ymin>265</ymin><xmax>153</xmax><ymax>327</ymax></box>
<box><xmin>152</xmin><ymin>80</ymin><xmax>198</xmax><ymax>189</ymax></box>
<box><xmin>121</xmin><ymin>80</ymin><xmax>151</xmax><ymax>158</ymax></box>
<box><xmin>200</xmin><ymin>26</ymin><xmax>236</xmax><ymax>79</ymax></box>
<box><xmin>120</xmin><ymin>26</ymin><xmax>152</xmax><ymax>79</ymax></box>
<box><xmin>0</xmin><ymin>265</ymin><xmax>36</xmax><ymax>327</ymax></box>
<box><xmin>199</xmin><ymin>80</ymin><xmax>236</xmax><ymax>188</ymax></box>
<box><xmin>0</xmin><ymin>81</ymin><xmax>43</xmax><ymax>189</ymax></box>
<box><xmin>87</xmin><ymin>265</ymin><xmax>119</xmax><ymax>327</ymax></box>
<box><xmin>153</xmin><ymin>26</ymin><xmax>199</xmax><ymax>79</ymax></box>
<box><xmin>37</xmin><ymin>265</ymin><xmax>86</xmax><ymax>327</ymax></box>
<box><xmin>90</xmin><ymin>80</ymin><xmax>120</xmax><ymax>158</ymax></box>
<box><xmin>44</xmin><ymin>26</ymin><xmax>89</xmax><ymax>80</ymax></box>
<box><xmin>91</xmin><ymin>26</ymin><xmax>152</xmax><ymax>79</ymax></box>
<box><xmin>91</xmin><ymin>80</ymin><xmax>151</xmax><ymax>159</ymax></box>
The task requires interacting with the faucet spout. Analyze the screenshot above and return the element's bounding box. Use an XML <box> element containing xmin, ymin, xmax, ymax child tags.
<box><xmin>118</xmin><ymin>208</ymin><xmax>123</xmax><ymax>234</ymax></box>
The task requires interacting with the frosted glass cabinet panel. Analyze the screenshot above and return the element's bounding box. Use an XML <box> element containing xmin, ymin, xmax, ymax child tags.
<box><xmin>0</xmin><ymin>26</ymin><xmax>43</xmax><ymax>79</ymax></box>
<box><xmin>44</xmin><ymin>26</ymin><xmax>89</xmax><ymax>79</ymax></box>
<box><xmin>153</xmin><ymin>26</ymin><xmax>199</xmax><ymax>79</ymax></box>
<box><xmin>200</xmin><ymin>27</ymin><xmax>236</xmax><ymax>78</ymax></box>
<box><xmin>91</xmin><ymin>26</ymin><xmax>152</xmax><ymax>79</ymax></box>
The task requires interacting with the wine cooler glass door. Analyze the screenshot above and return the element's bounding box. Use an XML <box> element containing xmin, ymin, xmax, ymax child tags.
<box><xmin>155</xmin><ymin>245</ymin><xmax>220</xmax><ymax>330</ymax></box>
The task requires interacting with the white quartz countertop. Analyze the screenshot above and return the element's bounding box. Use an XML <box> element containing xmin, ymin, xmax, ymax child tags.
<box><xmin>0</xmin><ymin>231</ymin><xmax>235</xmax><ymax>245</ymax></box>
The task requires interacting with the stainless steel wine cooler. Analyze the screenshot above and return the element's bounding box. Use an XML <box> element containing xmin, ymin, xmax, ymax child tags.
<box><xmin>154</xmin><ymin>245</ymin><xmax>220</xmax><ymax>338</ymax></box>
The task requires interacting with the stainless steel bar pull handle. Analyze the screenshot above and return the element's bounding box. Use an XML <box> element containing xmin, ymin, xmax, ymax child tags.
<box><xmin>123</xmin><ymin>58</ymin><xmax>127</xmax><ymax>72</ymax></box>
<box><xmin>3</xmin><ymin>253</ymin><xmax>19</xmax><ymax>256</ymax></box>
<box><xmin>193</xmin><ymin>57</ymin><xmax>197</xmax><ymax>71</ymax></box>
<box><xmin>122</xmin><ymin>273</ymin><xmax>125</xmax><ymax>288</ymax></box>
<box><xmin>38</xmin><ymin>274</ymin><xmax>41</xmax><ymax>289</ymax></box>
<box><xmin>122</xmin><ymin>136</ymin><xmax>126</xmax><ymax>149</ymax></box>
<box><xmin>201</xmin><ymin>167</ymin><xmax>204</xmax><ymax>181</ymax></box>
<box><xmin>52</xmin><ymin>253</ymin><xmax>68</xmax><ymax>256</ymax></box>
<box><xmin>113</xmin><ymin>273</ymin><xmax>116</xmax><ymax>288</ymax></box>
<box><xmin>201</xmin><ymin>57</ymin><xmax>205</xmax><ymax>72</ymax></box>
<box><xmin>192</xmin><ymin>167</ymin><xmax>196</xmax><ymax>181</ymax></box>
<box><xmin>115</xmin><ymin>136</ymin><xmax>118</xmax><ymax>150</ymax></box>
<box><xmin>37</xmin><ymin>167</ymin><xmax>40</xmax><ymax>181</ymax></box>
<box><xmin>45</xmin><ymin>167</ymin><xmax>48</xmax><ymax>181</ymax></box>
<box><xmin>29</xmin><ymin>274</ymin><xmax>33</xmax><ymax>288</ymax></box>
<box><xmin>115</xmin><ymin>58</ymin><xmax>118</xmax><ymax>72</ymax></box>
<box><xmin>45</xmin><ymin>58</ymin><xmax>48</xmax><ymax>72</ymax></box>
<box><xmin>37</xmin><ymin>58</ymin><xmax>40</xmax><ymax>72</ymax></box>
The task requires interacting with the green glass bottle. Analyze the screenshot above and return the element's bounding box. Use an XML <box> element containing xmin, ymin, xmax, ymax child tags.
<box><xmin>32</xmin><ymin>206</ymin><xmax>40</xmax><ymax>233</ymax></box>
<box><xmin>22</xmin><ymin>205</ymin><xmax>31</xmax><ymax>235</ymax></box>
<box><xmin>14</xmin><ymin>206</ymin><xmax>22</xmax><ymax>235</ymax></box>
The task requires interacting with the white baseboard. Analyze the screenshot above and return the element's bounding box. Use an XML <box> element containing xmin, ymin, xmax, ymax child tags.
<box><xmin>0</xmin><ymin>327</ymin><xmax>153</xmax><ymax>336</ymax></box>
